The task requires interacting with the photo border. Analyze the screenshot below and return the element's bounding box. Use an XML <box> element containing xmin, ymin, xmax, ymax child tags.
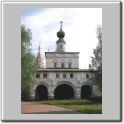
<box><xmin>1</xmin><ymin>1</ymin><xmax>122</xmax><ymax>122</ymax></box>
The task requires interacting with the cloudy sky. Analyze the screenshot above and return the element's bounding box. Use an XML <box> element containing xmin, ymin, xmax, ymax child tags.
<box><xmin>21</xmin><ymin>8</ymin><xmax>102</xmax><ymax>69</ymax></box>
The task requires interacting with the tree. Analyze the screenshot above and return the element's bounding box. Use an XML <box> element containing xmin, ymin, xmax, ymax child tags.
<box><xmin>21</xmin><ymin>25</ymin><xmax>37</xmax><ymax>100</ymax></box>
<box><xmin>89</xmin><ymin>25</ymin><xmax>102</xmax><ymax>92</ymax></box>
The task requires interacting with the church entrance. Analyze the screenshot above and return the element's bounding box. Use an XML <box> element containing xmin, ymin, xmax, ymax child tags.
<box><xmin>81</xmin><ymin>85</ymin><xmax>91</xmax><ymax>99</ymax></box>
<box><xmin>54</xmin><ymin>84</ymin><xmax>74</xmax><ymax>99</ymax></box>
<box><xmin>35</xmin><ymin>85</ymin><xmax>48</xmax><ymax>100</ymax></box>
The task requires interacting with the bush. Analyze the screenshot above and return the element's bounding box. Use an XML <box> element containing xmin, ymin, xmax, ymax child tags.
<box><xmin>90</xmin><ymin>96</ymin><xmax>102</xmax><ymax>103</ymax></box>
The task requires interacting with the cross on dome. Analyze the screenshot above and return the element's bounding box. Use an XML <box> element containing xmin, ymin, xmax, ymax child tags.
<box><xmin>57</xmin><ymin>21</ymin><xmax>65</xmax><ymax>39</ymax></box>
<box><xmin>60</xmin><ymin>21</ymin><xmax>63</xmax><ymax>30</ymax></box>
<box><xmin>56</xmin><ymin>21</ymin><xmax>66</xmax><ymax>52</ymax></box>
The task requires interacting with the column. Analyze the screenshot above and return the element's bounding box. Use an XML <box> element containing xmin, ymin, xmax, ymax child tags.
<box><xmin>74</xmin><ymin>87</ymin><xmax>81</xmax><ymax>99</ymax></box>
<box><xmin>48</xmin><ymin>87</ymin><xmax>54</xmax><ymax>99</ymax></box>
<box><xmin>30</xmin><ymin>89</ymin><xmax>35</xmax><ymax>99</ymax></box>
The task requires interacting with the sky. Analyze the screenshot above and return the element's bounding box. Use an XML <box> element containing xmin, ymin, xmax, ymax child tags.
<box><xmin>21</xmin><ymin>8</ymin><xmax>102</xmax><ymax>69</ymax></box>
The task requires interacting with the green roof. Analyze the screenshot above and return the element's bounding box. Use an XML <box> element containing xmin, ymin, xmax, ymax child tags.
<box><xmin>57</xmin><ymin>29</ymin><xmax>65</xmax><ymax>38</ymax></box>
<box><xmin>56</xmin><ymin>38</ymin><xmax>65</xmax><ymax>43</ymax></box>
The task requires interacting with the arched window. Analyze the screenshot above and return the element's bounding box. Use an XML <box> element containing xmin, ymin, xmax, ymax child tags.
<box><xmin>36</xmin><ymin>74</ymin><xmax>40</xmax><ymax>78</ymax></box>
<box><xmin>68</xmin><ymin>63</ymin><xmax>72</xmax><ymax>68</ymax></box>
<box><xmin>70</xmin><ymin>73</ymin><xmax>73</xmax><ymax>78</ymax></box>
<box><xmin>63</xmin><ymin>73</ymin><xmax>66</xmax><ymax>78</ymax></box>
<box><xmin>54</xmin><ymin>63</ymin><xmax>57</xmax><ymax>68</ymax></box>
<box><xmin>86</xmin><ymin>74</ymin><xmax>89</xmax><ymax>78</ymax></box>
<box><xmin>61</xmin><ymin>63</ymin><xmax>64</xmax><ymax>68</ymax></box>
<box><xmin>43</xmin><ymin>73</ymin><xmax>47</xmax><ymax>78</ymax></box>
<box><xmin>60</xmin><ymin>45</ymin><xmax>63</xmax><ymax>49</ymax></box>
<box><xmin>56</xmin><ymin>73</ymin><xmax>59</xmax><ymax>78</ymax></box>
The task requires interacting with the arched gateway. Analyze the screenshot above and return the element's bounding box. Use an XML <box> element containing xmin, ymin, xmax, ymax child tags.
<box><xmin>35</xmin><ymin>85</ymin><xmax>48</xmax><ymax>100</ymax></box>
<box><xmin>81</xmin><ymin>85</ymin><xmax>92</xmax><ymax>99</ymax></box>
<box><xmin>54</xmin><ymin>84</ymin><xmax>74</xmax><ymax>99</ymax></box>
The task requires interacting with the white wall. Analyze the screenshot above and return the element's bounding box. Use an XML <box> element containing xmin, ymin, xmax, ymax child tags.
<box><xmin>45</xmin><ymin>52</ymin><xmax>79</xmax><ymax>68</ymax></box>
<box><xmin>34</xmin><ymin>70</ymin><xmax>101</xmax><ymax>98</ymax></box>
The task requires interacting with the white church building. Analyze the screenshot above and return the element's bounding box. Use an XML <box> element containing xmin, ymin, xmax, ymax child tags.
<box><xmin>31</xmin><ymin>22</ymin><xmax>100</xmax><ymax>100</ymax></box>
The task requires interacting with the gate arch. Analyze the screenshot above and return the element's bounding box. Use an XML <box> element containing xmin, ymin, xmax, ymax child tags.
<box><xmin>35</xmin><ymin>85</ymin><xmax>48</xmax><ymax>100</ymax></box>
<box><xmin>81</xmin><ymin>85</ymin><xmax>92</xmax><ymax>99</ymax></box>
<box><xmin>54</xmin><ymin>81</ymin><xmax>75</xmax><ymax>99</ymax></box>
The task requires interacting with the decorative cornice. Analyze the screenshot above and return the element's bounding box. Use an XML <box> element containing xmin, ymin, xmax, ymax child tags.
<box><xmin>45</xmin><ymin>52</ymin><xmax>79</xmax><ymax>54</ymax></box>
<box><xmin>37</xmin><ymin>68</ymin><xmax>95</xmax><ymax>72</ymax></box>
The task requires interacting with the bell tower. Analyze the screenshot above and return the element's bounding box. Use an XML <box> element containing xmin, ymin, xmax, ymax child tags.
<box><xmin>56</xmin><ymin>21</ymin><xmax>66</xmax><ymax>52</ymax></box>
<box><xmin>37</xmin><ymin>44</ymin><xmax>44</xmax><ymax>68</ymax></box>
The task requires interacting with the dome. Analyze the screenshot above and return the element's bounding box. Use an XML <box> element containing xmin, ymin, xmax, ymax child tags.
<box><xmin>56</xmin><ymin>38</ymin><xmax>66</xmax><ymax>43</ymax></box>
<box><xmin>57</xmin><ymin>29</ymin><xmax>65</xmax><ymax>38</ymax></box>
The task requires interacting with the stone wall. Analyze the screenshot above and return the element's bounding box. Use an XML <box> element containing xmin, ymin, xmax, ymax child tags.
<box><xmin>45</xmin><ymin>52</ymin><xmax>79</xmax><ymax>69</ymax></box>
<box><xmin>31</xmin><ymin>71</ymin><xmax>100</xmax><ymax>99</ymax></box>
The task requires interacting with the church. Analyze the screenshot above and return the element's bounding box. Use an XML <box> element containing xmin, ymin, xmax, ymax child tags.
<box><xmin>31</xmin><ymin>22</ymin><xmax>100</xmax><ymax>100</ymax></box>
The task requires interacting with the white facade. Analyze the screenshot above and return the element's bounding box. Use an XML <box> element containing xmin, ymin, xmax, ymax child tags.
<box><xmin>32</xmin><ymin>69</ymin><xmax>100</xmax><ymax>99</ymax></box>
<box><xmin>45</xmin><ymin>52</ymin><xmax>79</xmax><ymax>69</ymax></box>
<box><xmin>32</xmin><ymin>22</ymin><xmax>101</xmax><ymax>100</ymax></box>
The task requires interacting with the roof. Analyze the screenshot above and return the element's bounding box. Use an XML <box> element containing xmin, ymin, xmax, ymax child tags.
<box><xmin>45</xmin><ymin>52</ymin><xmax>80</xmax><ymax>55</ymax></box>
<box><xmin>56</xmin><ymin>38</ymin><xmax>66</xmax><ymax>43</ymax></box>
<box><xmin>37</xmin><ymin>68</ymin><xmax>95</xmax><ymax>73</ymax></box>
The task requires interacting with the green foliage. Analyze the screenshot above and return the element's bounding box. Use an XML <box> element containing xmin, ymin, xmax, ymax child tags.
<box><xmin>89</xmin><ymin>25</ymin><xmax>102</xmax><ymax>92</ymax></box>
<box><xmin>90</xmin><ymin>96</ymin><xmax>102</xmax><ymax>103</ymax></box>
<box><xmin>21</xmin><ymin>25</ymin><xmax>37</xmax><ymax>100</ymax></box>
<box><xmin>21</xmin><ymin>25</ymin><xmax>32</xmax><ymax>49</ymax></box>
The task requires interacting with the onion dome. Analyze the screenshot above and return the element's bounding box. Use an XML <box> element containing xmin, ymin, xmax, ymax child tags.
<box><xmin>56</xmin><ymin>21</ymin><xmax>66</xmax><ymax>43</ymax></box>
<box><xmin>57</xmin><ymin>28</ymin><xmax>65</xmax><ymax>38</ymax></box>
<box><xmin>56</xmin><ymin>38</ymin><xmax>65</xmax><ymax>43</ymax></box>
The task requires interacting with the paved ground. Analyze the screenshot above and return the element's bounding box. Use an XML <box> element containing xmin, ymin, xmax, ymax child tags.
<box><xmin>21</xmin><ymin>102</ymin><xmax>80</xmax><ymax>114</ymax></box>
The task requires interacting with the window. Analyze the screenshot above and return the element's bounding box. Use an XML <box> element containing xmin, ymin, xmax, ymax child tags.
<box><xmin>69</xmin><ymin>63</ymin><xmax>72</xmax><ymax>68</ymax></box>
<box><xmin>60</xmin><ymin>45</ymin><xmax>63</xmax><ymax>49</ymax></box>
<box><xmin>36</xmin><ymin>74</ymin><xmax>40</xmax><ymax>78</ymax></box>
<box><xmin>63</xmin><ymin>74</ymin><xmax>66</xmax><ymax>78</ymax></box>
<box><xmin>86</xmin><ymin>74</ymin><xmax>89</xmax><ymax>78</ymax></box>
<box><xmin>61</xmin><ymin>63</ymin><xmax>64</xmax><ymax>68</ymax></box>
<box><xmin>43</xmin><ymin>73</ymin><xmax>47</xmax><ymax>78</ymax></box>
<box><xmin>54</xmin><ymin>63</ymin><xmax>57</xmax><ymax>68</ymax></box>
<box><xmin>56</xmin><ymin>73</ymin><xmax>59</xmax><ymax>78</ymax></box>
<box><xmin>70</xmin><ymin>73</ymin><xmax>73</xmax><ymax>78</ymax></box>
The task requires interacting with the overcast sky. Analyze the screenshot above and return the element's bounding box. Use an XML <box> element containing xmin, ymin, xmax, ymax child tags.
<box><xmin>21</xmin><ymin>8</ymin><xmax>102</xmax><ymax>69</ymax></box>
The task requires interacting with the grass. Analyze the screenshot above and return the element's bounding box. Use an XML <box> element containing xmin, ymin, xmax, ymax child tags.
<box><xmin>34</xmin><ymin>99</ymin><xmax>102</xmax><ymax>114</ymax></box>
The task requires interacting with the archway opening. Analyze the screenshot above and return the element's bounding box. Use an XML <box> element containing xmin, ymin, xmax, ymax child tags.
<box><xmin>54</xmin><ymin>84</ymin><xmax>74</xmax><ymax>99</ymax></box>
<box><xmin>81</xmin><ymin>85</ymin><xmax>91</xmax><ymax>99</ymax></box>
<box><xmin>35</xmin><ymin>85</ymin><xmax>48</xmax><ymax>100</ymax></box>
